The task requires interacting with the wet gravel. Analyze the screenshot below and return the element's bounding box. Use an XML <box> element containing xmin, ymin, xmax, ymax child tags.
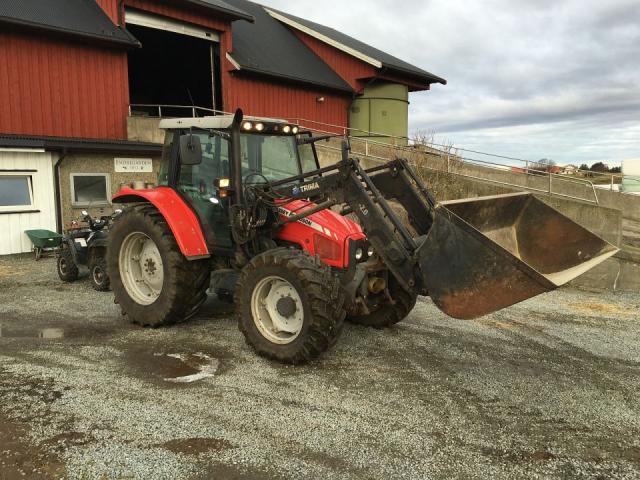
<box><xmin>0</xmin><ymin>254</ymin><xmax>639</xmax><ymax>479</ymax></box>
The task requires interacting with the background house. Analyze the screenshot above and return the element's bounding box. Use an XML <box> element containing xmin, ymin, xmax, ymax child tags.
<box><xmin>0</xmin><ymin>0</ymin><xmax>445</xmax><ymax>255</ymax></box>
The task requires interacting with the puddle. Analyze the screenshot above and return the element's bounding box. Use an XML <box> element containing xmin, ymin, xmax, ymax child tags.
<box><xmin>0</xmin><ymin>326</ymin><xmax>65</xmax><ymax>339</ymax></box>
<box><xmin>160</xmin><ymin>437</ymin><xmax>234</xmax><ymax>455</ymax></box>
<box><xmin>153</xmin><ymin>353</ymin><xmax>220</xmax><ymax>383</ymax></box>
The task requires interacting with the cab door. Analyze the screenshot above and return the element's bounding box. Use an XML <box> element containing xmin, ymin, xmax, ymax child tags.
<box><xmin>176</xmin><ymin>132</ymin><xmax>233</xmax><ymax>250</ymax></box>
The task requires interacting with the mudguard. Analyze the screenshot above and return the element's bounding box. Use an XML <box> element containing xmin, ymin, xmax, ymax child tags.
<box><xmin>113</xmin><ymin>186</ymin><xmax>210</xmax><ymax>259</ymax></box>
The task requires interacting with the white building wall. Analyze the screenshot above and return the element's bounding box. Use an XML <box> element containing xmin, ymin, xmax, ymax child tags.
<box><xmin>0</xmin><ymin>150</ymin><xmax>57</xmax><ymax>255</ymax></box>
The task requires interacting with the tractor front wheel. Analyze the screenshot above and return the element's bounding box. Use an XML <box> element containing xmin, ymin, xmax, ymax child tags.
<box><xmin>236</xmin><ymin>248</ymin><xmax>345</xmax><ymax>364</ymax></box>
<box><xmin>107</xmin><ymin>204</ymin><xmax>210</xmax><ymax>327</ymax></box>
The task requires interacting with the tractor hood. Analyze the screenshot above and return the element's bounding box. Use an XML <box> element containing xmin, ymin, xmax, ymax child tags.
<box><xmin>276</xmin><ymin>199</ymin><xmax>365</xmax><ymax>268</ymax></box>
<box><xmin>278</xmin><ymin>199</ymin><xmax>363</xmax><ymax>239</ymax></box>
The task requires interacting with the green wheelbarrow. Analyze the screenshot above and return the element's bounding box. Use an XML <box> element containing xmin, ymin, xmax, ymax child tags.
<box><xmin>25</xmin><ymin>229</ymin><xmax>64</xmax><ymax>261</ymax></box>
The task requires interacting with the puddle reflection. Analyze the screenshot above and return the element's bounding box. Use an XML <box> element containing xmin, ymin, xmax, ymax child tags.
<box><xmin>0</xmin><ymin>326</ymin><xmax>65</xmax><ymax>339</ymax></box>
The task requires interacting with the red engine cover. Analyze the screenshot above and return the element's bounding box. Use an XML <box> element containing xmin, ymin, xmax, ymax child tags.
<box><xmin>276</xmin><ymin>199</ymin><xmax>366</xmax><ymax>268</ymax></box>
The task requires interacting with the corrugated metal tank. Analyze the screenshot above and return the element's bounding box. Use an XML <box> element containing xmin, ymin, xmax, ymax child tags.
<box><xmin>349</xmin><ymin>83</ymin><xmax>409</xmax><ymax>145</ymax></box>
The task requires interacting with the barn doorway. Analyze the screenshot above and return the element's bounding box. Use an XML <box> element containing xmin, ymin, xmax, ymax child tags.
<box><xmin>125</xmin><ymin>10</ymin><xmax>222</xmax><ymax>116</ymax></box>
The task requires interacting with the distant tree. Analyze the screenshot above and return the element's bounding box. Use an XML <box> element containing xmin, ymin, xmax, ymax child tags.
<box><xmin>579</xmin><ymin>163</ymin><xmax>590</xmax><ymax>171</ymax></box>
<box><xmin>590</xmin><ymin>162</ymin><xmax>609</xmax><ymax>173</ymax></box>
<box><xmin>532</xmin><ymin>158</ymin><xmax>557</xmax><ymax>172</ymax></box>
<box><xmin>537</xmin><ymin>158</ymin><xmax>557</xmax><ymax>167</ymax></box>
<box><xmin>610</xmin><ymin>166</ymin><xmax>621</xmax><ymax>174</ymax></box>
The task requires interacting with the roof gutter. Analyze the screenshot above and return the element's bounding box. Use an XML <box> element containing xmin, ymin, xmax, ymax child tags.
<box><xmin>235</xmin><ymin>66</ymin><xmax>354</xmax><ymax>94</ymax></box>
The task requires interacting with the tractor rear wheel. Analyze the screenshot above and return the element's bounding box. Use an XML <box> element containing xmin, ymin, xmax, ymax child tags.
<box><xmin>107</xmin><ymin>204</ymin><xmax>210</xmax><ymax>327</ymax></box>
<box><xmin>348</xmin><ymin>277</ymin><xmax>417</xmax><ymax>328</ymax></box>
<box><xmin>236</xmin><ymin>248</ymin><xmax>345</xmax><ymax>364</ymax></box>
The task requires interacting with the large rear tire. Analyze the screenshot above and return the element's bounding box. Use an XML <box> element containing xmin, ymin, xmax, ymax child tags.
<box><xmin>348</xmin><ymin>277</ymin><xmax>417</xmax><ymax>328</ymax></box>
<box><xmin>236</xmin><ymin>248</ymin><xmax>345</xmax><ymax>364</ymax></box>
<box><xmin>107</xmin><ymin>204</ymin><xmax>210</xmax><ymax>327</ymax></box>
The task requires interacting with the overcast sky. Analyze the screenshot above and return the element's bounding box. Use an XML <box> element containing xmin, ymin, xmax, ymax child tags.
<box><xmin>261</xmin><ymin>0</ymin><xmax>640</xmax><ymax>166</ymax></box>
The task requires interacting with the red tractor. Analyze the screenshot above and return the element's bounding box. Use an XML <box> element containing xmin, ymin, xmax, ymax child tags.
<box><xmin>107</xmin><ymin>110</ymin><xmax>617</xmax><ymax>363</ymax></box>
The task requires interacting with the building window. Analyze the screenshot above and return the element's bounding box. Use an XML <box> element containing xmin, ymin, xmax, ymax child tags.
<box><xmin>0</xmin><ymin>175</ymin><xmax>34</xmax><ymax>212</ymax></box>
<box><xmin>70</xmin><ymin>174</ymin><xmax>110</xmax><ymax>206</ymax></box>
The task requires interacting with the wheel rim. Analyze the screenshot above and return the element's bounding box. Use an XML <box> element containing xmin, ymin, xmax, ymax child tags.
<box><xmin>250</xmin><ymin>275</ymin><xmax>304</xmax><ymax>345</ymax></box>
<box><xmin>119</xmin><ymin>232</ymin><xmax>163</xmax><ymax>305</ymax></box>
<box><xmin>59</xmin><ymin>258</ymin><xmax>68</xmax><ymax>275</ymax></box>
<box><xmin>92</xmin><ymin>265</ymin><xmax>105</xmax><ymax>285</ymax></box>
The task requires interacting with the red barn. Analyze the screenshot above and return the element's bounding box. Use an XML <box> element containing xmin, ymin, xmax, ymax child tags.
<box><xmin>0</xmin><ymin>0</ymin><xmax>445</xmax><ymax>254</ymax></box>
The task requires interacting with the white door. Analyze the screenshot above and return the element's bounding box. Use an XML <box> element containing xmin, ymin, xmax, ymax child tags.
<box><xmin>0</xmin><ymin>150</ymin><xmax>57</xmax><ymax>255</ymax></box>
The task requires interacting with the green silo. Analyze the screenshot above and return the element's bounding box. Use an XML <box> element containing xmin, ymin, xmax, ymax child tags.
<box><xmin>349</xmin><ymin>83</ymin><xmax>409</xmax><ymax>146</ymax></box>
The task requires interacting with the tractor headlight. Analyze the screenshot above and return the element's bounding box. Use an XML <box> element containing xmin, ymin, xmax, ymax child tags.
<box><xmin>242</xmin><ymin>121</ymin><xmax>253</xmax><ymax>131</ymax></box>
<box><xmin>292</xmin><ymin>126</ymin><xmax>299</xmax><ymax>134</ymax></box>
<box><xmin>367</xmin><ymin>245</ymin><xmax>375</xmax><ymax>257</ymax></box>
<box><xmin>355</xmin><ymin>248</ymin><xmax>364</xmax><ymax>260</ymax></box>
<box><xmin>283</xmin><ymin>125</ymin><xmax>291</xmax><ymax>134</ymax></box>
<box><xmin>255</xmin><ymin>123</ymin><xmax>264</xmax><ymax>132</ymax></box>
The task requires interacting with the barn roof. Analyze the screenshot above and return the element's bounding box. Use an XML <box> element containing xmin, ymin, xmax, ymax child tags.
<box><xmin>265</xmin><ymin>8</ymin><xmax>447</xmax><ymax>86</ymax></box>
<box><xmin>0</xmin><ymin>0</ymin><xmax>139</xmax><ymax>48</ymax></box>
<box><xmin>225</xmin><ymin>0</ymin><xmax>353</xmax><ymax>92</ymax></box>
<box><xmin>182</xmin><ymin>0</ymin><xmax>254</xmax><ymax>22</ymax></box>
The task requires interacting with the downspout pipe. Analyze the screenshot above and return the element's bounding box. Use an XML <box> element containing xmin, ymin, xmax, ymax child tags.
<box><xmin>53</xmin><ymin>148</ymin><xmax>68</xmax><ymax>234</ymax></box>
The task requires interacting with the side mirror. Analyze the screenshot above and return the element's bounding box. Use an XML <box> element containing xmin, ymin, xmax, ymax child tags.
<box><xmin>179</xmin><ymin>134</ymin><xmax>202</xmax><ymax>166</ymax></box>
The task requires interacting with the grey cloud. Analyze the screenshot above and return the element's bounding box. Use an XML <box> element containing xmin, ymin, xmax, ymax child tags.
<box><xmin>262</xmin><ymin>0</ymin><xmax>640</xmax><ymax>165</ymax></box>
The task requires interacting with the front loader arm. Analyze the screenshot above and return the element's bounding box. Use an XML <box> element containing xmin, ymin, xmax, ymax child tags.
<box><xmin>265</xmin><ymin>154</ymin><xmax>617</xmax><ymax>320</ymax></box>
<box><xmin>270</xmin><ymin>157</ymin><xmax>434</xmax><ymax>294</ymax></box>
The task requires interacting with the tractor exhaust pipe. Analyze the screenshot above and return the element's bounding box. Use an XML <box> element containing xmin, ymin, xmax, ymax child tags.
<box><xmin>231</xmin><ymin>108</ymin><xmax>244</xmax><ymax>207</ymax></box>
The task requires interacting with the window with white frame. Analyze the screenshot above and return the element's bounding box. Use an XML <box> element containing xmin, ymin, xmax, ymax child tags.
<box><xmin>70</xmin><ymin>173</ymin><xmax>110</xmax><ymax>206</ymax></box>
<box><xmin>0</xmin><ymin>174</ymin><xmax>34</xmax><ymax>212</ymax></box>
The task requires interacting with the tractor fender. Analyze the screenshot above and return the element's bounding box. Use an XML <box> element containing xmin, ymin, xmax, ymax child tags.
<box><xmin>112</xmin><ymin>186</ymin><xmax>210</xmax><ymax>259</ymax></box>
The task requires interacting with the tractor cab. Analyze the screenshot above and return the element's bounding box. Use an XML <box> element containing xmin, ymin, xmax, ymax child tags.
<box><xmin>156</xmin><ymin>115</ymin><xmax>325</xmax><ymax>251</ymax></box>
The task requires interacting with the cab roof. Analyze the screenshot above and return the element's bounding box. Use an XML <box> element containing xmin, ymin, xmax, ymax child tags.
<box><xmin>159</xmin><ymin>115</ymin><xmax>290</xmax><ymax>130</ymax></box>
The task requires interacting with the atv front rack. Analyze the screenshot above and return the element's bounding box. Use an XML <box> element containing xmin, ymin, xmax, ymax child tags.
<box><xmin>268</xmin><ymin>152</ymin><xmax>618</xmax><ymax>319</ymax></box>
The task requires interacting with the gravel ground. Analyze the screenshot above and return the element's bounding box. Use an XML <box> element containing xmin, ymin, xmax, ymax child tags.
<box><xmin>0</xmin><ymin>254</ymin><xmax>639</xmax><ymax>479</ymax></box>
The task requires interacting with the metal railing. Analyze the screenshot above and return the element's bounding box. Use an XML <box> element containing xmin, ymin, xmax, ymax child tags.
<box><xmin>315</xmin><ymin>139</ymin><xmax>601</xmax><ymax>205</ymax></box>
<box><xmin>128</xmin><ymin>104</ymin><xmax>224</xmax><ymax>118</ymax></box>
<box><xmin>289</xmin><ymin>117</ymin><xmax>631</xmax><ymax>200</ymax></box>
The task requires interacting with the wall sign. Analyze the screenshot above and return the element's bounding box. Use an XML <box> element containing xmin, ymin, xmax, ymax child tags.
<box><xmin>115</xmin><ymin>158</ymin><xmax>153</xmax><ymax>173</ymax></box>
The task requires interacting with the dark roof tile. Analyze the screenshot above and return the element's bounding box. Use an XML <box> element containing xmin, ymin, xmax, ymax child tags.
<box><xmin>180</xmin><ymin>0</ymin><xmax>254</xmax><ymax>22</ymax></box>
<box><xmin>0</xmin><ymin>0</ymin><xmax>139</xmax><ymax>48</ymax></box>
<box><xmin>225</xmin><ymin>0</ymin><xmax>353</xmax><ymax>92</ymax></box>
<box><xmin>267</xmin><ymin>8</ymin><xmax>446</xmax><ymax>85</ymax></box>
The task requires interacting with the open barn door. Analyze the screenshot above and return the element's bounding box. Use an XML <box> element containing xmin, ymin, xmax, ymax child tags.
<box><xmin>125</xmin><ymin>9</ymin><xmax>222</xmax><ymax>116</ymax></box>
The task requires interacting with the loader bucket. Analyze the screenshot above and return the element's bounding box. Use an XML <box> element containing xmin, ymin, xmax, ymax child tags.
<box><xmin>417</xmin><ymin>192</ymin><xmax>619</xmax><ymax>320</ymax></box>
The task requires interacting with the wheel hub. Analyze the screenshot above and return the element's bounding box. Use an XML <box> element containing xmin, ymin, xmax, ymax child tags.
<box><xmin>251</xmin><ymin>276</ymin><xmax>304</xmax><ymax>345</ymax></box>
<box><xmin>276</xmin><ymin>296</ymin><xmax>297</xmax><ymax>317</ymax></box>
<box><xmin>119</xmin><ymin>232</ymin><xmax>164</xmax><ymax>305</ymax></box>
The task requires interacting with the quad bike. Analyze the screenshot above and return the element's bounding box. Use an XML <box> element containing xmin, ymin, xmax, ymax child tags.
<box><xmin>57</xmin><ymin>210</ymin><xmax>121</xmax><ymax>291</ymax></box>
<box><xmin>106</xmin><ymin>109</ymin><xmax>618</xmax><ymax>364</ymax></box>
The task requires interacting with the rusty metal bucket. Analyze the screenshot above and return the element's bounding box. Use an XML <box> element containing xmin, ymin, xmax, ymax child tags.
<box><xmin>417</xmin><ymin>192</ymin><xmax>619</xmax><ymax>319</ymax></box>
